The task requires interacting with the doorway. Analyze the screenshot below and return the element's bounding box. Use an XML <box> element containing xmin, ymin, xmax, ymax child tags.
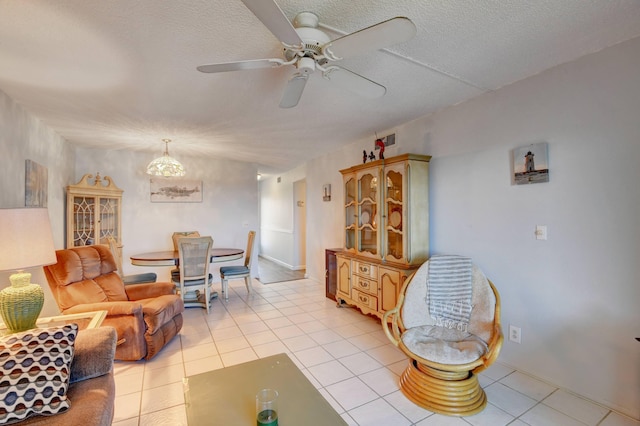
<box><xmin>293</xmin><ymin>179</ymin><xmax>306</xmax><ymax>272</ymax></box>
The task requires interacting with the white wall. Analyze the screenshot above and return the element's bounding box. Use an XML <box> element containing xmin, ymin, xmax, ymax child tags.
<box><xmin>259</xmin><ymin>165</ymin><xmax>306</xmax><ymax>268</ymax></box>
<box><xmin>300</xmin><ymin>36</ymin><xmax>640</xmax><ymax>418</ymax></box>
<box><xmin>0</xmin><ymin>89</ymin><xmax>75</xmax><ymax>316</ymax></box>
<box><xmin>292</xmin><ymin>179</ymin><xmax>306</xmax><ymax>270</ymax></box>
<box><xmin>75</xmin><ymin>147</ymin><xmax>260</xmax><ymax>282</ymax></box>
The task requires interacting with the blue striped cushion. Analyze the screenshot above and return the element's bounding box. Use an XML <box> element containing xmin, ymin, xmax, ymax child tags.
<box><xmin>220</xmin><ymin>266</ymin><xmax>249</xmax><ymax>277</ymax></box>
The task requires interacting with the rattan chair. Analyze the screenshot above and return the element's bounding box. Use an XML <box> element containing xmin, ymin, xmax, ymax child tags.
<box><xmin>383</xmin><ymin>256</ymin><xmax>503</xmax><ymax>416</ymax></box>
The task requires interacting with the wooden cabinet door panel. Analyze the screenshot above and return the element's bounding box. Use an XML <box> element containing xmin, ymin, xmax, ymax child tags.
<box><xmin>379</xmin><ymin>266</ymin><xmax>402</xmax><ymax>312</ymax></box>
<box><xmin>336</xmin><ymin>256</ymin><xmax>351</xmax><ymax>298</ymax></box>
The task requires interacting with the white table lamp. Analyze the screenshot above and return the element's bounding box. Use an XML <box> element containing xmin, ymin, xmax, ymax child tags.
<box><xmin>0</xmin><ymin>208</ymin><xmax>56</xmax><ymax>333</ymax></box>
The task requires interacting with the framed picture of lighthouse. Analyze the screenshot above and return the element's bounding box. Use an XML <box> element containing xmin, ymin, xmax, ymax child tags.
<box><xmin>512</xmin><ymin>142</ymin><xmax>549</xmax><ymax>185</ymax></box>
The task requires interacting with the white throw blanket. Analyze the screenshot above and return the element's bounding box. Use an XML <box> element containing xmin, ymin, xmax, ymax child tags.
<box><xmin>427</xmin><ymin>255</ymin><xmax>473</xmax><ymax>331</ymax></box>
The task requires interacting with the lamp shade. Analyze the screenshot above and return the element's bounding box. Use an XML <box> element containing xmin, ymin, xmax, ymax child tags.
<box><xmin>146</xmin><ymin>139</ymin><xmax>186</xmax><ymax>177</ymax></box>
<box><xmin>0</xmin><ymin>208</ymin><xmax>56</xmax><ymax>272</ymax></box>
<box><xmin>0</xmin><ymin>208</ymin><xmax>56</xmax><ymax>333</ymax></box>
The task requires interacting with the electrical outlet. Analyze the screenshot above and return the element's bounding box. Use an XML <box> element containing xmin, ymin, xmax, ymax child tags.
<box><xmin>509</xmin><ymin>325</ymin><xmax>522</xmax><ymax>344</ymax></box>
<box><xmin>535</xmin><ymin>225</ymin><xmax>547</xmax><ymax>240</ymax></box>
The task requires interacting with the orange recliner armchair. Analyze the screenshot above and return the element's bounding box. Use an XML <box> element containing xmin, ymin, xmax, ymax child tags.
<box><xmin>44</xmin><ymin>245</ymin><xmax>184</xmax><ymax>361</ymax></box>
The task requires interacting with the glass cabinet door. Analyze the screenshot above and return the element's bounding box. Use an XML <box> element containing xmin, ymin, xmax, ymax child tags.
<box><xmin>99</xmin><ymin>197</ymin><xmax>120</xmax><ymax>244</ymax></box>
<box><xmin>385</xmin><ymin>168</ymin><xmax>404</xmax><ymax>261</ymax></box>
<box><xmin>344</xmin><ymin>176</ymin><xmax>356</xmax><ymax>251</ymax></box>
<box><xmin>357</xmin><ymin>171</ymin><xmax>378</xmax><ymax>256</ymax></box>
<box><xmin>72</xmin><ymin>196</ymin><xmax>96</xmax><ymax>246</ymax></box>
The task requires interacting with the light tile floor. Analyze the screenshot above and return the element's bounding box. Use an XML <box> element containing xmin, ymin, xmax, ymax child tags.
<box><xmin>257</xmin><ymin>255</ymin><xmax>306</xmax><ymax>284</ymax></box>
<box><xmin>111</xmin><ymin>278</ymin><xmax>639</xmax><ymax>426</ymax></box>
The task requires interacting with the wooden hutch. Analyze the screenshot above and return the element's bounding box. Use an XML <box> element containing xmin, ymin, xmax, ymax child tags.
<box><xmin>335</xmin><ymin>153</ymin><xmax>431</xmax><ymax>319</ymax></box>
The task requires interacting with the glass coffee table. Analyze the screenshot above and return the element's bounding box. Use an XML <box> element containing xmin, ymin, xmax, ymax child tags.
<box><xmin>184</xmin><ymin>353</ymin><xmax>347</xmax><ymax>425</ymax></box>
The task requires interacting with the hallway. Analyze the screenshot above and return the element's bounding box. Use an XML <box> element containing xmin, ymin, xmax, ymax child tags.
<box><xmin>257</xmin><ymin>256</ymin><xmax>306</xmax><ymax>284</ymax></box>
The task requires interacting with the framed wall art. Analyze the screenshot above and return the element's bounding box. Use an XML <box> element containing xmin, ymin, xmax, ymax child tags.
<box><xmin>323</xmin><ymin>184</ymin><xmax>331</xmax><ymax>202</ymax></box>
<box><xmin>150</xmin><ymin>177</ymin><xmax>202</xmax><ymax>202</ymax></box>
<box><xmin>512</xmin><ymin>142</ymin><xmax>549</xmax><ymax>185</ymax></box>
<box><xmin>25</xmin><ymin>159</ymin><xmax>48</xmax><ymax>207</ymax></box>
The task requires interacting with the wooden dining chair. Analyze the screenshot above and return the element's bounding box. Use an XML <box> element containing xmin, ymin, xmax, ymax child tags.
<box><xmin>172</xmin><ymin>231</ymin><xmax>201</xmax><ymax>251</ymax></box>
<box><xmin>172</xmin><ymin>236</ymin><xmax>215</xmax><ymax>313</ymax></box>
<box><xmin>219</xmin><ymin>231</ymin><xmax>256</xmax><ymax>301</ymax></box>
<box><xmin>107</xmin><ymin>236</ymin><xmax>157</xmax><ymax>285</ymax></box>
<box><xmin>170</xmin><ymin>231</ymin><xmax>201</xmax><ymax>275</ymax></box>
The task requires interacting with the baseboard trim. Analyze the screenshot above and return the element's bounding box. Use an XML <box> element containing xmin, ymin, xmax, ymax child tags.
<box><xmin>259</xmin><ymin>254</ymin><xmax>305</xmax><ymax>271</ymax></box>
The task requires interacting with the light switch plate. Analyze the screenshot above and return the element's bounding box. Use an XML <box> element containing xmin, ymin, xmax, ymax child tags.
<box><xmin>535</xmin><ymin>225</ymin><xmax>547</xmax><ymax>240</ymax></box>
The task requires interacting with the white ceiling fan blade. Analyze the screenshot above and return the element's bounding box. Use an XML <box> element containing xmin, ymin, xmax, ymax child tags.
<box><xmin>279</xmin><ymin>73</ymin><xmax>308</xmax><ymax>108</ymax></box>
<box><xmin>322</xmin><ymin>66</ymin><xmax>386</xmax><ymax>99</ymax></box>
<box><xmin>323</xmin><ymin>17</ymin><xmax>416</xmax><ymax>61</ymax></box>
<box><xmin>241</xmin><ymin>0</ymin><xmax>303</xmax><ymax>46</ymax></box>
<box><xmin>197</xmin><ymin>58</ymin><xmax>285</xmax><ymax>73</ymax></box>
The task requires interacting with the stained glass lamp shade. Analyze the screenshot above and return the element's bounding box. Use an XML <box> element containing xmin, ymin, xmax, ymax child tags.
<box><xmin>146</xmin><ymin>139</ymin><xmax>186</xmax><ymax>177</ymax></box>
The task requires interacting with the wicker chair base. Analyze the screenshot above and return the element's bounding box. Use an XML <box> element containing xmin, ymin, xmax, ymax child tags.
<box><xmin>399</xmin><ymin>359</ymin><xmax>487</xmax><ymax>417</ymax></box>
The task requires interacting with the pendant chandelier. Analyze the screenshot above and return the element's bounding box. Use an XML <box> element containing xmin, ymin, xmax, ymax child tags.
<box><xmin>146</xmin><ymin>139</ymin><xmax>186</xmax><ymax>177</ymax></box>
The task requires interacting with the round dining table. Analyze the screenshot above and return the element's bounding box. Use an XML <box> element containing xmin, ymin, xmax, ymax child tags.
<box><xmin>130</xmin><ymin>248</ymin><xmax>244</xmax><ymax>267</ymax></box>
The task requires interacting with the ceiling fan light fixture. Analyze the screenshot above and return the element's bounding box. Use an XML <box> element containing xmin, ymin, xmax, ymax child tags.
<box><xmin>296</xmin><ymin>57</ymin><xmax>316</xmax><ymax>74</ymax></box>
<box><xmin>280</xmin><ymin>73</ymin><xmax>309</xmax><ymax>108</ymax></box>
<box><xmin>146</xmin><ymin>139</ymin><xmax>186</xmax><ymax>177</ymax></box>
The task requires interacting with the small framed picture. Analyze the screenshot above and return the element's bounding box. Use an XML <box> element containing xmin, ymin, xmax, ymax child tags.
<box><xmin>25</xmin><ymin>159</ymin><xmax>48</xmax><ymax>207</ymax></box>
<box><xmin>512</xmin><ymin>142</ymin><xmax>549</xmax><ymax>185</ymax></box>
<box><xmin>322</xmin><ymin>184</ymin><xmax>331</xmax><ymax>202</ymax></box>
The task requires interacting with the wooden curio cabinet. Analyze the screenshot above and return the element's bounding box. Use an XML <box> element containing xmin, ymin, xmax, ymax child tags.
<box><xmin>66</xmin><ymin>173</ymin><xmax>123</xmax><ymax>248</ymax></box>
<box><xmin>336</xmin><ymin>154</ymin><xmax>431</xmax><ymax>320</ymax></box>
<box><xmin>325</xmin><ymin>248</ymin><xmax>342</xmax><ymax>301</ymax></box>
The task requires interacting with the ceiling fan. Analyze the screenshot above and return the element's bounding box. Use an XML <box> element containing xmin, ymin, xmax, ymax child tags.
<box><xmin>197</xmin><ymin>0</ymin><xmax>417</xmax><ymax>108</ymax></box>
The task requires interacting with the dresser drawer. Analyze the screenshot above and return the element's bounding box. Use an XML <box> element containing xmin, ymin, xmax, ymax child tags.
<box><xmin>353</xmin><ymin>275</ymin><xmax>379</xmax><ymax>296</ymax></box>
<box><xmin>352</xmin><ymin>289</ymin><xmax>378</xmax><ymax>311</ymax></box>
<box><xmin>353</xmin><ymin>261</ymin><xmax>377</xmax><ymax>279</ymax></box>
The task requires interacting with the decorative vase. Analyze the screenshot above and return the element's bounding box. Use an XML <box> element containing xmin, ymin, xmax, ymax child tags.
<box><xmin>0</xmin><ymin>272</ymin><xmax>44</xmax><ymax>333</ymax></box>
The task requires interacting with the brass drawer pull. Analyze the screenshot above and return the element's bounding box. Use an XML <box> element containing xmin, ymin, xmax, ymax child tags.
<box><xmin>359</xmin><ymin>265</ymin><xmax>369</xmax><ymax>273</ymax></box>
<box><xmin>358</xmin><ymin>294</ymin><xmax>369</xmax><ymax>303</ymax></box>
<box><xmin>360</xmin><ymin>280</ymin><xmax>369</xmax><ymax>289</ymax></box>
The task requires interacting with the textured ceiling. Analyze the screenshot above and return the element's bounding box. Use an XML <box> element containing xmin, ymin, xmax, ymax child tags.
<box><xmin>2</xmin><ymin>0</ymin><xmax>640</xmax><ymax>174</ymax></box>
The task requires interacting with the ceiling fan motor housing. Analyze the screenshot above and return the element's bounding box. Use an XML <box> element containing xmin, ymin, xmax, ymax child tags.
<box><xmin>293</xmin><ymin>11</ymin><xmax>319</xmax><ymax>29</ymax></box>
<box><xmin>284</xmin><ymin>12</ymin><xmax>331</xmax><ymax>62</ymax></box>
